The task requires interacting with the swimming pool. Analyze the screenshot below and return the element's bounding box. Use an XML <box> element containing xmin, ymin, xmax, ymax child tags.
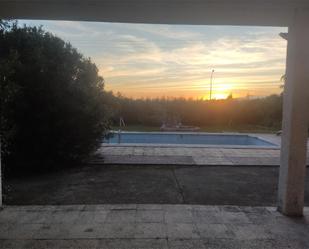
<box><xmin>104</xmin><ymin>132</ymin><xmax>276</xmax><ymax>147</ymax></box>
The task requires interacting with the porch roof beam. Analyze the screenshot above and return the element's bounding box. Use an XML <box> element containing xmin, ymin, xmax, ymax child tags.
<box><xmin>0</xmin><ymin>0</ymin><xmax>309</xmax><ymax>26</ymax></box>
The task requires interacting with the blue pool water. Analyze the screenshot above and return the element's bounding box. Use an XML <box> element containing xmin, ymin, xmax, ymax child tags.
<box><xmin>104</xmin><ymin>132</ymin><xmax>276</xmax><ymax>147</ymax></box>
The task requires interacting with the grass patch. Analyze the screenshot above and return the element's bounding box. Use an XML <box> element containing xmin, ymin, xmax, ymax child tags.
<box><xmin>111</xmin><ymin>125</ymin><xmax>278</xmax><ymax>133</ymax></box>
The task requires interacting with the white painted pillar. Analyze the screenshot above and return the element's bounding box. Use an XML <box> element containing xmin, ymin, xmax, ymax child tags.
<box><xmin>0</xmin><ymin>138</ymin><xmax>2</xmax><ymax>207</ymax></box>
<box><xmin>278</xmin><ymin>8</ymin><xmax>309</xmax><ymax>216</ymax></box>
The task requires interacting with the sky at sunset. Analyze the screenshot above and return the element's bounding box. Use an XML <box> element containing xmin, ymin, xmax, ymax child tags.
<box><xmin>21</xmin><ymin>20</ymin><xmax>287</xmax><ymax>99</ymax></box>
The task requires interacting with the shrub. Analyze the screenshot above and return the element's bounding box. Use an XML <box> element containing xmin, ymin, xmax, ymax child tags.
<box><xmin>0</xmin><ymin>23</ymin><xmax>110</xmax><ymax>174</ymax></box>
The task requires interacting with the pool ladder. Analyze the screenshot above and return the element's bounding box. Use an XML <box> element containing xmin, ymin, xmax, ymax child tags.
<box><xmin>118</xmin><ymin>117</ymin><xmax>126</xmax><ymax>144</ymax></box>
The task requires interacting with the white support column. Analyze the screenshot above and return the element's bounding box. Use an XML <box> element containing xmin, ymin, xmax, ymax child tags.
<box><xmin>0</xmin><ymin>138</ymin><xmax>2</xmax><ymax>207</ymax></box>
<box><xmin>278</xmin><ymin>8</ymin><xmax>309</xmax><ymax>216</ymax></box>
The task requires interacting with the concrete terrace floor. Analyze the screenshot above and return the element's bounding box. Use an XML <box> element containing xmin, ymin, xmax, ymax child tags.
<box><xmin>0</xmin><ymin>204</ymin><xmax>309</xmax><ymax>249</ymax></box>
<box><xmin>5</xmin><ymin>164</ymin><xmax>309</xmax><ymax>206</ymax></box>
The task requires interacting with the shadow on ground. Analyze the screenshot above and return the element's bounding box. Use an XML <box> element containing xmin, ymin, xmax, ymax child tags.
<box><xmin>4</xmin><ymin>165</ymin><xmax>309</xmax><ymax>206</ymax></box>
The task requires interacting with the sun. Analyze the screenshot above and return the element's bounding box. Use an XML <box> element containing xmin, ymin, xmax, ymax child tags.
<box><xmin>212</xmin><ymin>93</ymin><xmax>229</xmax><ymax>100</ymax></box>
<box><xmin>202</xmin><ymin>93</ymin><xmax>228</xmax><ymax>100</ymax></box>
<box><xmin>211</xmin><ymin>83</ymin><xmax>233</xmax><ymax>99</ymax></box>
<box><xmin>200</xmin><ymin>82</ymin><xmax>235</xmax><ymax>100</ymax></box>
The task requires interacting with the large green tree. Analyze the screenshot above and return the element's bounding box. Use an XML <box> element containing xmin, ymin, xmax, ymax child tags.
<box><xmin>0</xmin><ymin>22</ymin><xmax>110</xmax><ymax>174</ymax></box>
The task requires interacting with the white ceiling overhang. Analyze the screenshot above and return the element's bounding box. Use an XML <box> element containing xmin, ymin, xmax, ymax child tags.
<box><xmin>1</xmin><ymin>0</ymin><xmax>309</xmax><ymax>26</ymax></box>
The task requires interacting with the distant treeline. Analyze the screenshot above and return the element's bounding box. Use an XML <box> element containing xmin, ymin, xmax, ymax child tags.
<box><xmin>104</xmin><ymin>93</ymin><xmax>283</xmax><ymax>130</ymax></box>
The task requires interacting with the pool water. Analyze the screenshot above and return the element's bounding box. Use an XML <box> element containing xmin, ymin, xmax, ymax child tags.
<box><xmin>104</xmin><ymin>132</ymin><xmax>276</xmax><ymax>147</ymax></box>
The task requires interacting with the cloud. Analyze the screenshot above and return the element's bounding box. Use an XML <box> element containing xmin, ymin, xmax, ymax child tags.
<box><xmin>122</xmin><ymin>23</ymin><xmax>202</xmax><ymax>39</ymax></box>
<box><xmin>101</xmin><ymin>32</ymin><xmax>286</xmax><ymax>98</ymax></box>
<box><xmin>20</xmin><ymin>20</ymin><xmax>286</xmax><ymax>98</ymax></box>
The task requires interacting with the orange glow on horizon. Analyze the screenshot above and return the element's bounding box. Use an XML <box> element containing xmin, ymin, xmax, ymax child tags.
<box><xmin>105</xmin><ymin>77</ymin><xmax>282</xmax><ymax>99</ymax></box>
<box><xmin>203</xmin><ymin>93</ymin><xmax>230</xmax><ymax>100</ymax></box>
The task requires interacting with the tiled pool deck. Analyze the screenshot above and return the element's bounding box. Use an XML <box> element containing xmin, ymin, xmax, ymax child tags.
<box><xmin>93</xmin><ymin>134</ymin><xmax>309</xmax><ymax>166</ymax></box>
<box><xmin>1</xmin><ymin>204</ymin><xmax>309</xmax><ymax>248</ymax></box>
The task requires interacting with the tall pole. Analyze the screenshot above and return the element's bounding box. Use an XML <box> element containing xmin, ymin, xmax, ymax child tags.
<box><xmin>209</xmin><ymin>69</ymin><xmax>215</xmax><ymax>100</ymax></box>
